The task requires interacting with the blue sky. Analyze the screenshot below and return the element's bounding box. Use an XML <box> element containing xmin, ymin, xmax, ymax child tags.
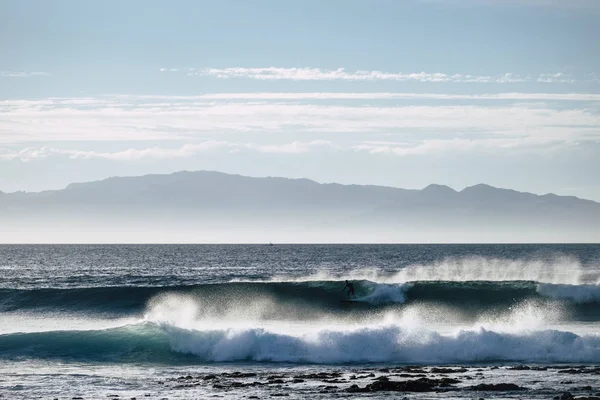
<box><xmin>1</xmin><ymin>0</ymin><xmax>599</xmax><ymax>200</ymax></box>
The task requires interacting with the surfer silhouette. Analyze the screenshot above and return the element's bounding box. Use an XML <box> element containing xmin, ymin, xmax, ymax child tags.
<box><xmin>342</xmin><ymin>280</ymin><xmax>355</xmax><ymax>299</ymax></box>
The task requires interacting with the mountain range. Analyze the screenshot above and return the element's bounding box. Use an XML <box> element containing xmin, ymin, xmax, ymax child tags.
<box><xmin>1</xmin><ymin>170</ymin><xmax>598</xmax><ymax>243</ymax></box>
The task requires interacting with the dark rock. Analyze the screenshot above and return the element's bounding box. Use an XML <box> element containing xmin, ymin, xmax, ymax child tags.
<box><xmin>356</xmin><ymin>373</ymin><xmax>376</xmax><ymax>378</ymax></box>
<box><xmin>394</xmin><ymin>367</ymin><xmax>427</xmax><ymax>374</ymax></box>
<box><xmin>469</xmin><ymin>383</ymin><xmax>526</xmax><ymax>391</ymax></box>
<box><xmin>430</xmin><ymin>367</ymin><xmax>468</xmax><ymax>374</ymax></box>
<box><xmin>347</xmin><ymin>384</ymin><xmax>362</xmax><ymax>392</ymax></box>
<box><xmin>318</xmin><ymin>385</ymin><xmax>338</xmax><ymax>393</ymax></box>
<box><xmin>347</xmin><ymin>377</ymin><xmax>459</xmax><ymax>393</ymax></box>
<box><xmin>203</xmin><ymin>374</ymin><xmax>218</xmax><ymax>380</ymax></box>
<box><xmin>571</xmin><ymin>386</ymin><xmax>594</xmax><ymax>391</ymax></box>
<box><xmin>291</xmin><ymin>379</ymin><xmax>304</xmax><ymax>383</ymax></box>
<box><xmin>270</xmin><ymin>394</ymin><xmax>289</xmax><ymax>397</ymax></box>
<box><xmin>294</xmin><ymin>372</ymin><xmax>342</xmax><ymax>379</ymax></box>
<box><xmin>249</xmin><ymin>397</ymin><xmax>259</xmax><ymax>399</ymax></box>
<box><xmin>225</xmin><ymin>372</ymin><xmax>257</xmax><ymax>378</ymax></box>
<box><xmin>173</xmin><ymin>384</ymin><xmax>193</xmax><ymax>389</ymax></box>
<box><xmin>373</xmin><ymin>375</ymin><xmax>389</xmax><ymax>381</ymax></box>
<box><xmin>561</xmin><ymin>392</ymin><xmax>574</xmax><ymax>400</ymax></box>
<box><xmin>268</xmin><ymin>379</ymin><xmax>285</xmax><ymax>384</ymax></box>
<box><xmin>507</xmin><ymin>365</ymin><xmax>531</xmax><ymax>370</ymax></box>
<box><xmin>437</xmin><ymin>378</ymin><xmax>461</xmax><ymax>387</ymax></box>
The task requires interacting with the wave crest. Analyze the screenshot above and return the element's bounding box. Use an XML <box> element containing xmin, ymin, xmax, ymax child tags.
<box><xmin>1</xmin><ymin>322</ymin><xmax>599</xmax><ymax>364</ymax></box>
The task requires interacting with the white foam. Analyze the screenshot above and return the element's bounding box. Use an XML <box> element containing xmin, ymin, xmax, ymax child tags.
<box><xmin>144</xmin><ymin>292</ymin><xmax>600</xmax><ymax>364</ymax></box>
<box><xmin>164</xmin><ymin>323</ymin><xmax>600</xmax><ymax>364</ymax></box>
<box><xmin>359</xmin><ymin>283</ymin><xmax>412</xmax><ymax>304</ymax></box>
<box><xmin>473</xmin><ymin>300</ymin><xmax>565</xmax><ymax>333</ymax></box>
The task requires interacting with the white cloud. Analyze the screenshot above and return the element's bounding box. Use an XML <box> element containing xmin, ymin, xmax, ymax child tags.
<box><xmin>0</xmin><ymin>140</ymin><xmax>337</xmax><ymax>162</ymax></box>
<box><xmin>2</xmin><ymin>102</ymin><xmax>596</xmax><ymax>141</ymax></box>
<box><xmin>0</xmin><ymin>71</ymin><xmax>50</xmax><ymax>78</ymax></box>
<box><xmin>174</xmin><ymin>67</ymin><xmax>532</xmax><ymax>83</ymax></box>
<box><xmin>537</xmin><ymin>73</ymin><xmax>576</xmax><ymax>84</ymax></box>
<box><xmin>248</xmin><ymin>140</ymin><xmax>335</xmax><ymax>154</ymax></box>
<box><xmin>1</xmin><ymin>136</ymin><xmax>575</xmax><ymax>163</ymax></box>
<box><xmin>0</xmin><ymin>142</ymin><xmax>227</xmax><ymax>161</ymax></box>
<box><xmin>1</xmin><ymin>95</ymin><xmax>598</xmax><ymax>156</ymax></box>
<box><xmin>352</xmin><ymin>137</ymin><xmax>565</xmax><ymax>156</ymax></box>
<box><xmin>161</xmin><ymin>67</ymin><xmax>586</xmax><ymax>84</ymax></box>
<box><xmin>132</xmin><ymin>92</ymin><xmax>600</xmax><ymax>101</ymax></box>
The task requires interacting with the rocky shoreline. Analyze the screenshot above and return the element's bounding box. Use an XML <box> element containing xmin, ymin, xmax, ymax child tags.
<box><xmin>149</xmin><ymin>365</ymin><xmax>600</xmax><ymax>399</ymax></box>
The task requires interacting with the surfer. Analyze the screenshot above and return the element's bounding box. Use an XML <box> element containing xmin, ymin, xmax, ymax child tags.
<box><xmin>342</xmin><ymin>280</ymin><xmax>355</xmax><ymax>299</ymax></box>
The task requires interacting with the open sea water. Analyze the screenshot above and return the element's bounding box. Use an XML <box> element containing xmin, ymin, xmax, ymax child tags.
<box><xmin>1</xmin><ymin>244</ymin><xmax>599</xmax><ymax>399</ymax></box>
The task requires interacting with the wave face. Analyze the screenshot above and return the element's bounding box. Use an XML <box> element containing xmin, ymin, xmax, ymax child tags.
<box><xmin>2</xmin><ymin>280</ymin><xmax>600</xmax><ymax>318</ymax></box>
<box><xmin>1</xmin><ymin>322</ymin><xmax>599</xmax><ymax>364</ymax></box>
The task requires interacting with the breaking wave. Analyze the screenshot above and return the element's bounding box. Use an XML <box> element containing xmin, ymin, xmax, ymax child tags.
<box><xmin>2</xmin><ymin>280</ymin><xmax>599</xmax><ymax>317</ymax></box>
<box><xmin>0</xmin><ymin>321</ymin><xmax>599</xmax><ymax>364</ymax></box>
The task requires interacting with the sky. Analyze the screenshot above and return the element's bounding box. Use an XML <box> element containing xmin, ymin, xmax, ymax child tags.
<box><xmin>1</xmin><ymin>0</ymin><xmax>599</xmax><ymax>201</ymax></box>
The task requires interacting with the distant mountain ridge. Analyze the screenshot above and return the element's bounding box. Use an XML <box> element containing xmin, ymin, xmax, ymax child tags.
<box><xmin>1</xmin><ymin>170</ymin><xmax>598</xmax><ymax>243</ymax></box>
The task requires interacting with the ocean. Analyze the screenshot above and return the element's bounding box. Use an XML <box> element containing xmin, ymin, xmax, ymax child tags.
<box><xmin>1</xmin><ymin>244</ymin><xmax>599</xmax><ymax>399</ymax></box>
